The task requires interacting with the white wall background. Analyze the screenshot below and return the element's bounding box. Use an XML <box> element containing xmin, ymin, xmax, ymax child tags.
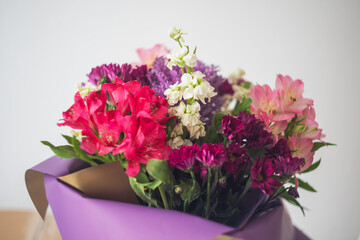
<box><xmin>1</xmin><ymin>0</ymin><xmax>359</xmax><ymax>239</ymax></box>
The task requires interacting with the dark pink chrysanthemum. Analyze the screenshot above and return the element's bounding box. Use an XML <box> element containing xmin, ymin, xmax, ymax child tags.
<box><xmin>250</xmin><ymin>157</ymin><xmax>282</xmax><ymax>195</ymax></box>
<box><xmin>223</xmin><ymin>144</ymin><xmax>250</xmax><ymax>179</ymax></box>
<box><xmin>196</xmin><ymin>144</ymin><xmax>227</xmax><ymax>168</ymax></box>
<box><xmin>266</xmin><ymin>138</ymin><xmax>305</xmax><ymax>177</ymax></box>
<box><xmin>222</xmin><ymin>112</ymin><xmax>273</xmax><ymax>150</ymax></box>
<box><xmin>168</xmin><ymin>145</ymin><xmax>200</xmax><ymax>171</ymax></box>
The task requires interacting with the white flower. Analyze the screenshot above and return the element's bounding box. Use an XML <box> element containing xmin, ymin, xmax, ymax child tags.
<box><xmin>174</xmin><ymin>101</ymin><xmax>201</xmax><ymax>127</ymax></box>
<box><xmin>171</xmin><ymin>123</ymin><xmax>184</xmax><ymax>138</ymax></box>
<box><xmin>168</xmin><ymin>27</ymin><xmax>185</xmax><ymax>43</ymax></box>
<box><xmin>229</xmin><ymin>68</ymin><xmax>245</xmax><ymax>84</ymax></box>
<box><xmin>193</xmin><ymin>80</ymin><xmax>217</xmax><ymax>104</ymax></box>
<box><xmin>166</xmin><ymin>47</ymin><xmax>188</xmax><ymax>70</ymax></box>
<box><xmin>180</xmin><ymin>71</ymin><xmax>217</xmax><ymax>104</ymax></box>
<box><xmin>187</xmin><ymin>124</ymin><xmax>206</xmax><ymax>139</ymax></box>
<box><xmin>76</xmin><ymin>82</ymin><xmax>101</xmax><ymax>98</ymax></box>
<box><xmin>192</xmin><ymin>71</ymin><xmax>206</xmax><ymax>80</ymax></box>
<box><xmin>164</xmin><ymin>82</ymin><xmax>183</xmax><ymax>105</ymax></box>
<box><xmin>167</xmin><ymin>136</ymin><xmax>193</xmax><ymax>149</ymax></box>
<box><xmin>183</xmin><ymin>53</ymin><xmax>197</xmax><ymax>68</ymax></box>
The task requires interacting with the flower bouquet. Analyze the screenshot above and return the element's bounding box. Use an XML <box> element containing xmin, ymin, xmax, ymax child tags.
<box><xmin>26</xmin><ymin>27</ymin><xmax>333</xmax><ymax>240</ymax></box>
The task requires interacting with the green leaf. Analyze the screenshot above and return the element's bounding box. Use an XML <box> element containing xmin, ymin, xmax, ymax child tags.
<box><xmin>129</xmin><ymin>177</ymin><xmax>160</xmax><ymax>207</ymax></box>
<box><xmin>62</xmin><ymin>134</ymin><xmax>74</xmax><ymax>145</ymax></box>
<box><xmin>234</xmin><ymin>97</ymin><xmax>252</xmax><ymax>115</ymax></box>
<box><xmin>179</xmin><ymin>179</ymin><xmax>200</xmax><ymax>202</ymax></box>
<box><xmin>301</xmin><ymin>159</ymin><xmax>321</xmax><ymax>174</ymax></box>
<box><xmin>281</xmin><ymin>191</ymin><xmax>305</xmax><ymax>216</ymax></box>
<box><xmin>289</xmin><ymin>178</ymin><xmax>317</xmax><ymax>192</ymax></box>
<box><xmin>213</xmin><ymin>113</ymin><xmax>225</xmax><ymax>127</ymax></box>
<box><xmin>146</xmin><ymin>159</ymin><xmax>172</xmax><ymax>182</ymax></box>
<box><xmin>311</xmin><ymin>142</ymin><xmax>336</xmax><ymax>152</ymax></box>
<box><xmin>41</xmin><ymin>141</ymin><xmax>78</xmax><ymax>159</ymax></box>
<box><xmin>71</xmin><ymin>136</ymin><xmax>98</xmax><ymax>166</ymax></box>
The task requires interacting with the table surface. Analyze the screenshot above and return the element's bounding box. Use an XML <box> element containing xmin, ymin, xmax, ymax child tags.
<box><xmin>0</xmin><ymin>210</ymin><xmax>61</xmax><ymax>240</ymax></box>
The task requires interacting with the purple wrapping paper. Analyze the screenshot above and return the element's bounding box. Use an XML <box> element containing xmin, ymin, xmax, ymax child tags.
<box><xmin>26</xmin><ymin>156</ymin><xmax>310</xmax><ymax>240</ymax></box>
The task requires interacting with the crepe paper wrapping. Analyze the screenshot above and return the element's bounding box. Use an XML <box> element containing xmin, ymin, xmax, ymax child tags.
<box><xmin>26</xmin><ymin>156</ymin><xmax>310</xmax><ymax>240</ymax></box>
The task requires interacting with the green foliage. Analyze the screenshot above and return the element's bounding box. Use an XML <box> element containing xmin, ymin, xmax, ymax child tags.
<box><xmin>311</xmin><ymin>142</ymin><xmax>336</xmax><ymax>152</ymax></box>
<box><xmin>289</xmin><ymin>178</ymin><xmax>317</xmax><ymax>192</ymax></box>
<box><xmin>146</xmin><ymin>159</ymin><xmax>172</xmax><ymax>183</ymax></box>
<box><xmin>41</xmin><ymin>141</ymin><xmax>78</xmax><ymax>159</ymax></box>
<box><xmin>301</xmin><ymin>159</ymin><xmax>321</xmax><ymax>174</ymax></box>
<box><xmin>281</xmin><ymin>191</ymin><xmax>306</xmax><ymax>216</ymax></box>
<box><xmin>234</xmin><ymin>97</ymin><xmax>252</xmax><ymax>115</ymax></box>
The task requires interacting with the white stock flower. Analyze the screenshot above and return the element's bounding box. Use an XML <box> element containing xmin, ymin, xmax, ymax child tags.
<box><xmin>164</xmin><ymin>82</ymin><xmax>183</xmax><ymax>105</ymax></box>
<box><xmin>166</xmin><ymin>47</ymin><xmax>188</xmax><ymax>70</ymax></box>
<box><xmin>167</xmin><ymin>136</ymin><xmax>193</xmax><ymax>149</ymax></box>
<box><xmin>76</xmin><ymin>82</ymin><xmax>101</xmax><ymax>98</ymax></box>
<box><xmin>181</xmin><ymin>71</ymin><xmax>217</xmax><ymax>104</ymax></box>
<box><xmin>174</xmin><ymin>101</ymin><xmax>201</xmax><ymax>127</ymax></box>
<box><xmin>187</xmin><ymin>124</ymin><xmax>206</xmax><ymax>140</ymax></box>
<box><xmin>171</xmin><ymin>123</ymin><xmax>184</xmax><ymax>138</ymax></box>
<box><xmin>183</xmin><ymin>53</ymin><xmax>197</xmax><ymax>68</ymax></box>
<box><xmin>229</xmin><ymin>68</ymin><xmax>245</xmax><ymax>84</ymax></box>
<box><xmin>168</xmin><ymin>27</ymin><xmax>184</xmax><ymax>42</ymax></box>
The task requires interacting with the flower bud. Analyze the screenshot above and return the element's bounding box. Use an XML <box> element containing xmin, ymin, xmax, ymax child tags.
<box><xmin>288</xmin><ymin>186</ymin><xmax>299</xmax><ymax>198</ymax></box>
<box><xmin>175</xmin><ymin>186</ymin><xmax>183</xmax><ymax>194</ymax></box>
<box><xmin>219</xmin><ymin>176</ymin><xmax>227</xmax><ymax>188</ymax></box>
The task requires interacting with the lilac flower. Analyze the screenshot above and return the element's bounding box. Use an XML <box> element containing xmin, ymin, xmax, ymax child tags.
<box><xmin>147</xmin><ymin>57</ymin><xmax>182</xmax><ymax>97</ymax></box>
<box><xmin>196</xmin><ymin>143</ymin><xmax>226</xmax><ymax>168</ymax></box>
<box><xmin>223</xmin><ymin>144</ymin><xmax>250</xmax><ymax>179</ymax></box>
<box><xmin>222</xmin><ymin>112</ymin><xmax>273</xmax><ymax>150</ymax></box>
<box><xmin>168</xmin><ymin>145</ymin><xmax>199</xmax><ymax>171</ymax></box>
<box><xmin>147</xmin><ymin>57</ymin><xmax>230</xmax><ymax>125</ymax></box>
<box><xmin>250</xmin><ymin>157</ymin><xmax>282</xmax><ymax>195</ymax></box>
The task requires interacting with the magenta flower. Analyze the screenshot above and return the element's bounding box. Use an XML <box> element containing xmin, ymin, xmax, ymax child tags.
<box><xmin>196</xmin><ymin>144</ymin><xmax>226</xmax><ymax>167</ymax></box>
<box><xmin>168</xmin><ymin>145</ymin><xmax>200</xmax><ymax>171</ymax></box>
<box><xmin>223</xmin><ymin>144</ymin><xmax>250</xmax><ymax>179</ymax></box>
<box><xmin>87</xmin><ymin>63</ymin><xmax>122</xmax><ymax>85</ymax></box>
<box><xmin>251</xmin><ymin>157</ymin><xmax>282</xmax><ymax>195</ymax></box>
<box><xmin>222</xmin><ymin>112</ymin><xmax>273</xmax><ymax>150</ymax></box>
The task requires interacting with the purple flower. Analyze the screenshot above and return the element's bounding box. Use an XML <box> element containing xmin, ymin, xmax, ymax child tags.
<box><xmin>222</xmin><ymin>112</ymin><xmax>273</xmax><ymax>149</ymax></box>
<box><xmin>267</xmin><ymin>138</ymin><xmax>305</xmax><ymax>177</ymax></box>
<box><xmin>168</xmin><ymin>145</ymin><xmax>199</xmax><ymax>171</ymax></box>
<box><xmin>87</xmin><ymin>63</ymin><xmax>122</xmax><ymax>85</ymax></box>
<box><xmin>250</xmin><ymin>157</ymin><xmax>282</xmax><ymax>195</ymax></box>
<box><xmin>146</xmin><ymin>57</ymin><xmax>182</xmax><ymax>97</ymax></box>
<box><xmin>146</xmin><ymin>57</ymin><xmax>230</xmax><ymax>125</ymax></box>
<box><xmin>223</xmin><ymin>144</ymin><xmax>250</xmax><ymax>179</ymax></box>
<box><xmin>222</xmin><ymin>115</ymin><xmax>245</xmax><ymax>142</ymax></box>
<box><xmin>196</xmin><ymin>144</ymin><xmax>226</xmax><ymax>167</ymax></box>
<box><xmin>87</xmin><ymin>63</ymin><xmax>148</xmax><ymax>86</ymax></box>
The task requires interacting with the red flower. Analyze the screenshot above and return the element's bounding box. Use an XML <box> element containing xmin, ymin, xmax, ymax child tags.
<box><xmin>58</xmin><ymin>79</ymin><xmax>170</xmax><ymax>177</ymax></box>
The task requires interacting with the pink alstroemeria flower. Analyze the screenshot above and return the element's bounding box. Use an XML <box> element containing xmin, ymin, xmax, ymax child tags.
<box><xmin>288</xmin><ymin>134</ymin><xmax>315</xmax><ymax>171</ymax></box>
<box><xmin>275</xmin><ymin>74</ymin><xmax>313</xmax><ymax>114</ymax></box>
<box><xmin>134</xmin><ymin>44</ymin><xmax>169</xmax><ymax>67</ymax></box>
<box><xmin>250</xmin><ymin>84</ymin><xmax>294</xmax><ymax>124</ymax></box>
<box><xmin>298</xmin><ymin>106</ymin><xmax>325</xmax><ymax>141</ymax></box>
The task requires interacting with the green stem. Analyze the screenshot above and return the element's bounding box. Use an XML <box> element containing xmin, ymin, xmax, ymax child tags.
<box><xmin>184</xmin><ymin>171</ymin><xmax>197</xmax><ymax>212</ymax></box>
<box><xmin>158</xmin><ymin>184</ymin><xmax>170</xmax><ymax>210</ymax></box>
<box><xmin>181</xmin><ymin>67</ymin><xmax>185</xmax><ymax>75</ymax></box>
<box><xmin>177</xmin><ymin>39</ymin><xmax>183</xmax><ymax>48</ymax></box>
<box><xmin>205</xmin><ymin>168</ymin><xmax>212</xmax><ymax>219</ymax></box>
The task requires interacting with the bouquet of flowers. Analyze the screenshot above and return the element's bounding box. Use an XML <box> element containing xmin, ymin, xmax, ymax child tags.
<box><xmin>28</xmin><ymin>27</ymin><xmax>333</xmax><ymax>239</ymax></box>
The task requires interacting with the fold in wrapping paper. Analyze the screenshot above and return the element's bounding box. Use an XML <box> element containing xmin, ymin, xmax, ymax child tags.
<box><xmin>26</xmin><ymin>156</ymin><xmax>310</xmax><ymax>240</ymax></box>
